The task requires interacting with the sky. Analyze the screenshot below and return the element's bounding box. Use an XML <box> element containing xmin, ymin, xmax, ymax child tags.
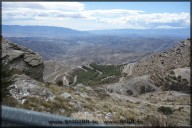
<box><xmin>2</xmin><ymin>2</ymin><xmax>190</xmax><ymax>30</ymax></box>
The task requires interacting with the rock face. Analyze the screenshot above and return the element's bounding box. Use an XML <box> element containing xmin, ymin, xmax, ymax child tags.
<box><xmin>1</xmin><ymin>37</ymin><xmax>44</xmax><ymax>81</ymax></box>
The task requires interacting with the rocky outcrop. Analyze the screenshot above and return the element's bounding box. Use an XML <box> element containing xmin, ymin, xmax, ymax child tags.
<box><xmin>9</xmin><ymin>74</ymin><xmax>55</xmax><ymax>104</ymax></box>
<box><xmin>1</xmin><ymin>37</ymin><xmax>44</xmax><ymax>81</ymax></box>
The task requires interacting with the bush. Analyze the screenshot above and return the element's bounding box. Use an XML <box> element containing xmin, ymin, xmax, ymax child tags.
<box><xmin>1</xmin><ymin>62</ymin><xmax>15</xmax><ymax>97</ymax></box>
<box><xmin>158</xmin><ymin>106</ymin><xmax>173</xmax><ymax>115</ymax></box>
<box><xmin>56</xmin><ymin>80</ymin><xmax>63</xmax><ymax>86</ymax></box>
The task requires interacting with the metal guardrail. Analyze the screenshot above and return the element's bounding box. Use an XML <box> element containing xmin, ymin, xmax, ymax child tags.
<box><xmin>1</xmin><ymin>105</ymin><xmax>109</xmax><ymax>127</ymax></box>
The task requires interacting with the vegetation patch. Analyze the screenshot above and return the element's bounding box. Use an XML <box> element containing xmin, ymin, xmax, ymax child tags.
<box><xmin>70</xmin><ymin>63</ymin><xmax>123</xmax><ymax>86</ymax></box>
<box><xmin>158</xmin><ymin>106</ymin><xmax>173</xmax><ymax>115</ymax></box>
<box><xmin>22</xmin><ymin>96</ymin><xmax>77</xmax><ymax>116</ymax></box>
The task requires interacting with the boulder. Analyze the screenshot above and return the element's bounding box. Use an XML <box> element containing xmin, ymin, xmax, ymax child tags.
<box><xmin>59</xmin><ymin>93</ymin><xmax>74</xmax><ymax>100</ymax></box>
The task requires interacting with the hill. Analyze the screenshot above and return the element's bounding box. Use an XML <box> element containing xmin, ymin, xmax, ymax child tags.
<box><xmin>89</xmin><ymin>28</ymin><xmax>190</xmax><ymax>38</ymax></box>
<box><xmin>1</xmin><ymin>37</ymin><xmax>190</xmax><ymax>126</ymax></box>
<box><xmin>2</xmin><ymin>25</ymin><xmax>89</xmax><ymax>37</ymax></box>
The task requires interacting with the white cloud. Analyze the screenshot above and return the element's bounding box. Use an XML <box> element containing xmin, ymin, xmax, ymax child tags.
<box><xmin>155</xmin><ymin>25</ymin><xmax>185</xmax><ymax>29</ymax></box>
<box><xmin>2</xmin><ymin>2</ymin><xmax>190</xmax><ymax>30</ymax></box>
<box><xmin>37</xmin><ymin>2</ymin><xmax>84</xmax><ymax>11</ymax></box>
<box><xmin>2</xmin><ymin>2</ymin><xmax>84</xmax><ymax>11</ymax></box>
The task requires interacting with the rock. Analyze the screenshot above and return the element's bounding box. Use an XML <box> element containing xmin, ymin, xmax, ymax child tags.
<box><xmin>69</xmin><ymin>100</ymin><xmax>83</xmax><ymax>111</ymax></box>
<box><xmin>9</xmin><ymin>74</ymin><xmax>55</xmax><ymax>103</ymax></box>
<box><xmin>73</xmin><ymin>84</ymin><xmax>86</xmax><ymax>92</ymax></box>
<box><xmin>1</xmin><ymin>38</ymin><xmax>44</xmax><ymax>81</ymax></box>
<box><xmin>60</xmin><ymin>93</ymin><xmax>74</xmax><ymax>100</ymax></box>
<box><xmin>62</xmin><ymin>76</ymin><xmax>69</xmax><ymax>86</ymax></box>
<box><xmin>79</xmin><ymin>93</ymin><xmax>89</xmax><ymax>98</ymax></box>
<box><xmin>105</xmin><ymin>112</ymin><xmax>113</xmax><ymax>119</ymax></box>
<box><xmin>85</xmin><ymin>86</ymin><xmax>93</xmax><ymax>91</ymax></box>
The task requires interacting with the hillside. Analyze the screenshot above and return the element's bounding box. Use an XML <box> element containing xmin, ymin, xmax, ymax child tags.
<box><xmin>89</xmin><ymin>28</ymin><xmax>190</xmax><ymax>38</ymax></box>
<box><xmin>106</xmin><ymin>39</ymin><xmax>190</xmax><ymax>96</ymax></box>
<box><xmin>1</xmin><ymin>37</ymin><xmax>191</xmax><ymax>126</ymax></box>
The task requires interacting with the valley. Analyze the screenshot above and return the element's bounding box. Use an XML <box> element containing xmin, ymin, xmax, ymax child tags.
<box><xmin>1</xmin><ymin>26</ymin><xmax>191</xmax><ymax>126</ymax></box>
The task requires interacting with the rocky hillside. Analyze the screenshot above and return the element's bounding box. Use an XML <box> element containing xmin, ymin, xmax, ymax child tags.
<box><xmin>131</xmin><ymin>39</ymin><xmax>190</xmax><ymax>77</ymax></box>
<box><xmin>1</xmin><ymin>37</ymin><xmax>44</xmax><ymax>81</ymax></box>
<box><xmin>106</xmin><ymin>39</ymin><xmax>190</xmax><ymax>95</ymax></box>
<box><xmin>1</xmin><ymin>37</ymin><xmax>190</xmax><ymax>126</ymax></box>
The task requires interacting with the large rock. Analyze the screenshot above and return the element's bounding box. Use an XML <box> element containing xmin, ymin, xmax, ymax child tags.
<box><xmin>9</xmin><ymin>74</ymin><xmax>55</xmax><ymax>103</ymax></box>
<box><xmin>1</xmin><ymin>37</ymin><xmax>44</xmax><ymax>81</ymax></box>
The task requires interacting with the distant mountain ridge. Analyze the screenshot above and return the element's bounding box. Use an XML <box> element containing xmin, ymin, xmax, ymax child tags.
<box><xmin>2</xmin><ymin>25</ymin><xmax>190</xmax><ymax>38</ymax></box>
<box><xmin>2</xmin><ymin>25</ymin><xmax>90</xmax><ymax>37</ymax></box>
<box><xmin>89</xmin><ymin>28</ymin><xmax>190</xmax><ymax>38</ymax></box>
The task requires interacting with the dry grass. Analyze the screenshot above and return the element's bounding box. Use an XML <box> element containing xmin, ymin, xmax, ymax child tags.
<box><xmin>21</xmin><ymin>95</ymin><xmax>77</xmax><ymax>116</ymax></box>
<box><xmin>2</xmin><ymin>96</ymin><xmax>21</xmax><ymax>107</ymax></box>
<box><xmin>71</xmin><ymin>95</ymin><xmax>141</xmax><ymax>124</ymax></box>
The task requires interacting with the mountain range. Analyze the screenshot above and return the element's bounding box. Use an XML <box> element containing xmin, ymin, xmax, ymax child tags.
<box><xmin>2</xmin><ymin>25</ymin><xmax>190</xmax><ymax>38</ymax></box>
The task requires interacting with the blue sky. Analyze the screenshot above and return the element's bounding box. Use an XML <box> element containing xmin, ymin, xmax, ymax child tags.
<box><xmin>2</xmin><ymin>2</ymin><xmax>190</xmax><ymax>30</ymax></box>
<box><xmin>83</xmin><ymin>2</ymin><xmax>190</xmax><ymax>13</ymax></box>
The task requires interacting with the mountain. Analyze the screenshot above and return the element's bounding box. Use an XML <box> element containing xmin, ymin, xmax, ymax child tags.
<box><xmin>6</xmin><ymin>36</ymin><xmax>183</xmax><ymax>65</ymax></box>
<box><xmin>89</xmin><ymin>28</ymin><xmax>190</xmax><ymax>38</ymax></box>
<box><xmin>2</xmin><ymin>25</ymin><xmax>90</xmax><ymax>37</ymax></box>
<box><xmin>106</xmin><ymin>39</ymin><xmax>190</xmax><ymax>96</ymax></box>
<box><xmin>2</xmin><ymin>25</ymin><xmax>190</xmax><ymax>39</ymax></box>
<box><xmin>2</xmin><ymin>37</ymin><xmax>190</xmax><ymax>126</ymax></box>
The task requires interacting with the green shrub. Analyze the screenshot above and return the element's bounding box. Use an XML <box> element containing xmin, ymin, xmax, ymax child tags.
<box><xmin>158</xmin><ymin>106</ymin><xmax>173</xmax><ymax>115</ymax></box>
<box><xmin>56</xmin><ymin>80</ymin><xmax>63</xmax><ymax>86</ymax></box>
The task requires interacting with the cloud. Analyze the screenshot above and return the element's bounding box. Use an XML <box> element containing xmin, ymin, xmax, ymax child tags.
<box><xmin>2</xmin><ymin>2</ymin><xmax>190</xmax><ymax>30</ymax></box>
<box><xmin>2</xmin><ymin>2</ymin><xmax>84</xmax><ymax>11</ymax></box>
<box><xmin>154</xmin><ymin>25</ymin><xmax>185</xmax><ymax>29</ymax></box>
<box><xmin>84</xmin><ymin>11</ymin><xmax>190</xmax><ymax>29</ymax></box>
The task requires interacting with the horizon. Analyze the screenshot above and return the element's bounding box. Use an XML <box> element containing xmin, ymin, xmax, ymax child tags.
<box><xmin>2</xmin><ymin>2</ymin><xmax>190</xmax><ymax>31</ymax></box>
<box><xmin>2</xmin><ymin>24</ymin><xmax>190</xmax><ymax>32</ymax></box>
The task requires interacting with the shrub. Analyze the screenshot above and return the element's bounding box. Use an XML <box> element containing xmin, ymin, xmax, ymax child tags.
<box><xmin>1</xmin><ymin>62</ymin><xmax>15</xmax><ymax>97</ymax></box>
<box><xmin>158</xmin><ymin>106</ymin><xmax>173</xmax><ymax>115</ymax></box>
<box><xmin>56</xmin><ymin>80</ymin><xmax>63</xmax><ymax>86</ymax></box>
<box><xmin>2</xmin><ymin>96</ymin><xmax>20</xmax><ymax>107</ymax></box>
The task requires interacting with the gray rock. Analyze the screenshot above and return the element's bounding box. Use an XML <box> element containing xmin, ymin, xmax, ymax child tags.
<box><xmin>9</xmin><ymin>74</ymin><xmax>55</xmax><ymax>103</ymax></box>
<box><xmin>60</xmin><ymin>93</ymin><xmax>74</xmax><ymax>100</ymax></box>
<box><xmin>1</xmin><ymin>38</ymin><xmax>44</xmax><ymax>81</ymax></box>
<box><xmin>79</xmin><ymin>93</ymin><xmax>89</xmax><ymax>98</ymax></box>
<box><xmin>105</xmin><ymin>112</ymin><xmax>113</xmax><ymax>119</ymax></box>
